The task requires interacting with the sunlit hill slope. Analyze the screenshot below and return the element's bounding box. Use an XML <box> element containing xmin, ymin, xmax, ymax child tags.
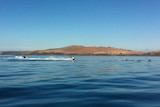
<box><xmin>24</xmin><ymin>45</ymin><xmax>145</xmax><ymax>56</ymax></box>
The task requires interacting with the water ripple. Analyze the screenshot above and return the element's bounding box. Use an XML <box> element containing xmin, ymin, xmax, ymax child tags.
<box><xmin>0</xmin><ymin>56</ymin><xmax>160</xmax><ymax>107</ymax></box>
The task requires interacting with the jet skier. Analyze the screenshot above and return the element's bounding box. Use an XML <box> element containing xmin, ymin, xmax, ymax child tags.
<box><xmin>70</xmin><ymin>56</ymin><xmax>75</xmax><ymax>60</ymax></box>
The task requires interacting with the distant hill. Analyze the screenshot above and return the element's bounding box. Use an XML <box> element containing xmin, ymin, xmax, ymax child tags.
<box><xmin>0</xmin><ymin>51</ymin><xmax>26</xmax><ymax>55</ymax></box>
<box><xmin>145</xmin><ymin>50</ymin><xmax>160</xmax><ymax>56</ymax></box>
<box><xmin>24</xmin><ymin>45</ymin><xmax>145</xmax><ymax>56</ymax></box>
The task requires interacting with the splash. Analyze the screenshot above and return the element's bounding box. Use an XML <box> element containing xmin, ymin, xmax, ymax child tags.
<box><xmin>14</xmin><ymin>56</ymin><xmax>75</xmax><ymax>61</ymax></box>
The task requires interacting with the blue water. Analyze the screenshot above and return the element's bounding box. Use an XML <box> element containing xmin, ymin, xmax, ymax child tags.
<box><xmin>0</xmin><ymin>55</ymin><xmax>160</xmax><ymax>107</ymax></box>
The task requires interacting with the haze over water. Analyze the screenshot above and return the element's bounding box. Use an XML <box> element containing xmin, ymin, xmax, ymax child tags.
<box><xmin>0</xmin><ymin>55</ymin><xmax>160</xmax><ymax>107</ymax></box>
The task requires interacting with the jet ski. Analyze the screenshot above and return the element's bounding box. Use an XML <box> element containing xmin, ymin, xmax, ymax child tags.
<box><xmin>15</xmin><ymin>56</ymin><xmax>27</xmax><ymax>59</ymax></box>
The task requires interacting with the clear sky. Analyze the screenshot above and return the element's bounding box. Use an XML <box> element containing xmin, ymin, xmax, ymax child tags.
<box><xmin>0</xmin><ymin>0</ymin><xmax>160</xmax><ymax>51</ymax></box>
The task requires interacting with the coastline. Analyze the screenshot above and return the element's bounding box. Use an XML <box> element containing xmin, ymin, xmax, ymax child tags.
<box><xmin>1</xmin><ymin>46</ymin><xmax>160</xmax><ymax>56</ymax></box>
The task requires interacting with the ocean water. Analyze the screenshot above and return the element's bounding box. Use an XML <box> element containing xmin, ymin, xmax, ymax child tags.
<box><xmin>0</xmin><ymin>55</ymin><xmax>160</xmax><ymax>107</ymax></box>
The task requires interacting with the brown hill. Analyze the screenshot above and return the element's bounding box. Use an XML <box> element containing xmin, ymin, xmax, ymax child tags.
<box><xmin>145</xmin><ymin>50</ymin><xmax>160</xmax><ymax>56</ymax></box>
<box><xmin>24</xmin><ymin>45</ymin><xmax>145</xmax><ymax>55</ymax></box>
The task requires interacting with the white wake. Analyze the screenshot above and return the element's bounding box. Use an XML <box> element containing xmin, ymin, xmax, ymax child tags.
<box><xmin>14</xmin><ymin>56</ymin><xmax>75</xmax><ymax>61</ymax></box>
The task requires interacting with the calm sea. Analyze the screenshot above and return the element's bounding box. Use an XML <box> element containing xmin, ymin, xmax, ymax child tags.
<box><xmin>0</xmin><ymin>55</ymin><xmax>160</xmax><ymax>107</ymax></box>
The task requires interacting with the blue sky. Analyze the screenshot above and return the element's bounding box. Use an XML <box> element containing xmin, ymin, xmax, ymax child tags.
<box><xmin>0</xmin><ymin>0</ymin><xmax>160</xmax><ymax>51</ymax></box>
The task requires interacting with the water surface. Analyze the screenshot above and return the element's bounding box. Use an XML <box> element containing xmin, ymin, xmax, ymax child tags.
<box><xmin>0</xmin><ymin>56</ymin><xmax>160</xmax><ymax>107</ymax></box>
